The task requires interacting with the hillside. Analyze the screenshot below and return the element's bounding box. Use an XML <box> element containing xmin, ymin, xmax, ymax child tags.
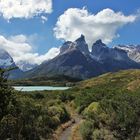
<box><xmin>68</xmin><ymin>69</ymin><xmax>140</xmax><ymax>140</ymax></box>
<box><xmin>77</xmin><ymin>69</ymin><xmax>140</xmax><ymax>91</ymax></box>
<box><xmin>1</xmin><ymin>69</ymin><xmax>140</xmax><ymax>140</ymax></box>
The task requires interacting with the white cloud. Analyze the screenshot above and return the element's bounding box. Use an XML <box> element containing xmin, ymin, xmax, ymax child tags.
<box><xmin>54</xmin><ymin>8</ymin><xmax>137</xmax><ymax>47</ymax></box>
<box><xmin>37</xmin><ymin>47</ymin><xmax>60</xmax><ymax>62</ymax></box>
<box><xmin>9</xmin><ymin>34</ymin><xmax>27</xmax><ymax>43</ymax></box>
<box><xmin>0</xmin><ymin>0</ymin><xmax>52</xmax><ymax>20</ymax></box>
<box><xmin>0</xmin><ymin>34</ymin><xmax>60</xmax><ymax>70</ymax></box>
<box><xmin>41</xmin><ymin>15</ymin><xmax>48</xmax><ymax>23</ymax></box>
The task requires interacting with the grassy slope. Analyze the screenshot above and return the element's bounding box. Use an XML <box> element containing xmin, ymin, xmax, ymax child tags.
<box><xmin>57</xmin><ymin>69</ymin><xmax>140</xmax><ymax>111</ymax></box>
<box><xmin>8</xmin><ymin>69</ymin><xmax>140</xmax><ymax>140</ymax></box>
<box><xmin>76</xmin><ymin>69</ymin><xmax>140</xmax><ymax>91</ymax></box>
<box><xmin>69</xmin><ymin>69</ymin><xmax>140</xmax><ymax>140</ymax></box>
<box><xmin>24</xmin><ymin>69</ymin><xmax>140</xmax><ymax>140</ymax></box>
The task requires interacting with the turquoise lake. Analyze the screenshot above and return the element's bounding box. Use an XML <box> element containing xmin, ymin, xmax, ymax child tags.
<box><xmin>13</xmin><ymin>86</ymin><xmax>70</xmax><ymax>91</ymax></box>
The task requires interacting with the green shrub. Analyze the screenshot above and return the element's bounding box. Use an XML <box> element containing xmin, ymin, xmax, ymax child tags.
<box><xmin>83</xmin><ymin>102</ymin><xmax>99</xmax><ymax>118</ymax></box>
<box><xmin>0</xmin><ymin>68</ymin><xmax>71</xmax><ymax>139</ymax></box>
<box><xmin>59</xmin><ymin>91</ymin><xmax>75</xmax><ymax>102</ymax></box>
<box><xmin>80</xmin><ymin>120</ymin><xmax>94</xmax><ymax>140</ymax></box>
<box><xmin>92</xmin><ymin>128</ymin><xmax>116</xmax><ymax>140</ymax></box>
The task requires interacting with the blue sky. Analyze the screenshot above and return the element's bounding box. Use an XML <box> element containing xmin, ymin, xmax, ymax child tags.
<box><xmin>0</xmin><ymin>0</ymin><xmax>140</xmax><ymax>66</ymax></box>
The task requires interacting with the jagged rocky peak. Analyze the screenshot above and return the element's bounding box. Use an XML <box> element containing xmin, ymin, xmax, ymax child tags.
<box><xmin>91</xmin><ymin>39</ymin><xmax>108</xmax><ymax>55</ymax></box>
<box><xmin>23</xmin><ymin>35</ymin><xmax>140</xmax><ymax>80</ymax></box>
<box><xmin>75</xmin><ymin>34</ymin><xmax>85</xmax><ymax>43</ymax></box>
<box><xmin>74</xmin><ymin>34</ymin><xmax>89</xmax><ymax>55</ymax></box>
<box><xmin>60</xmin><ymin>34</ymin><xmax>89</xmax><ymax>55</ymax></box>
<box><xmin>92</xmin><ymin>39</ymin><xmax>107</xmax><ymax>49</ymax></box>
<box><xmin>0</xmin><ymin>48</ymin><xmax>15</xmax><ymax>68</ymax></box>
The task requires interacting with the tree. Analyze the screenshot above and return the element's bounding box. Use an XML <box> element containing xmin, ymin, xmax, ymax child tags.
<box><xmin>0</xmin><ymin>68</ymin><xmax>14</xmax><ymax>120</ymax></box>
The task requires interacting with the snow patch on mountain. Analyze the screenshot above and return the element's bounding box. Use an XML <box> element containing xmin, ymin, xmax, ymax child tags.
<box><xmin>115</xmin><ymin>45</ymin><xmax>140</xmax><ymax>63</ymax></box>
<box><xmin>0</xmin><ymin>48</ymin><xmax>15</xmax><ymax>68</ymax></box>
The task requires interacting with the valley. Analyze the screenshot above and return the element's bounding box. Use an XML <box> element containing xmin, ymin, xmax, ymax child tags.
<box><xmin>1</xmin><ymin>35</ymin><xmax>140</xmax><ymax>140</ymax></box>
<box><xmin>0</xmin><ymin>1</ymin><xmax>140</xmax><ymax>139</ymax></box>
<box><xmin>1</xmin><ymin>69</ymin><xmax>140</xmax><ymax>140</ymax></box>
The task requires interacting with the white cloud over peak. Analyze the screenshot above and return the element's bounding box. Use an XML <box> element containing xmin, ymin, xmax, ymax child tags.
<box><xmin>0</xmin><ymin>0</ymin><xmax>52</xmax><ymax>20</ymax></box>
<box><xmin>0</xmin><ymin>34</ymin><xmax>60</xmax><ymax>70</ymax></box>
<box><xmin>54</xmin><ymin>8</ymin><xmax>137</xmax><ymax>47</ymax></box>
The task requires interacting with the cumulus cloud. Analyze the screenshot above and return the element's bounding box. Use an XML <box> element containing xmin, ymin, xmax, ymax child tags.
<box><xmin>0</xmin><ymin>34</ymin><xmax>60</xmax><ymax>70</ymax></box>
<box><xmin>41</xmin><ymin>16</ymin><xmax>48</xmax><ymax>23</ymax></box>
<box><xmin>54</xmin><ymin>8</ymin><xmax>137</xmax><ymax>47</ymax></box>
<box><xmin>0</xmin><ymin>0</ymin><xmax>52</xmax><ymax>20</ymax></box>
<box><xmin>9</xmin><ymin>34</ymin><xmax>28</xmax><ymax>43</ymax></box>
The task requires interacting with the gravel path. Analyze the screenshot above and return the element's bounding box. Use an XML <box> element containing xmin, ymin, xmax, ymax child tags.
<box><xmin>58</xmin><ymin>115</ymin><xmax>82</xmax><ymax>140</ymax></box>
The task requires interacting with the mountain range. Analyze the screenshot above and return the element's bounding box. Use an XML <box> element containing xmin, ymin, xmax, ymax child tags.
<box><xmin>1</xmin><ymin>35</ymin><xmax>140</xmax><ymax>80</ymax></box>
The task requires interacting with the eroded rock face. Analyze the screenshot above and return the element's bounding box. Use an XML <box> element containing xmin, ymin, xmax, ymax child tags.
<box><xmin>21</xmin><ymin>35</ymin><xmax>140</xmax><ymax>80</ymax></box>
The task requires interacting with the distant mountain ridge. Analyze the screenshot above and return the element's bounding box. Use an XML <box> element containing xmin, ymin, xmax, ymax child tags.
<box><xmin>115</xmin><ymin>45</ymin><xmax>140</xmax><ymax>63</ymax></box>
<box><xmin>1</xmin><ymin>35</ymin><xmax>140</xmax><ymax>80</ymax></box>
<box><xmin>23</xmin><ymin>35</ymin><xmax>140</xmax><ymax>80</ymax></box>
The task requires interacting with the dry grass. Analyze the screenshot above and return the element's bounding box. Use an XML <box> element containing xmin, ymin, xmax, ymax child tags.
<box><xmin>77</xmin><ymin>69</ymin><xmax>140</xmax><ymax>91</ymax></box>
<box><xmin>52</xmin><ymin>119</ymin><xmax>75</xmax><ymax>140</ymax></box>
<box><xmin>70</xmin><ymin>120</ymin><xmax>83</xmax><ymax>140</ymax></box>
<box><xmin>127</xmin><ymin>79</ymin><xmax>140</xmax><ymax>91</ymax></box>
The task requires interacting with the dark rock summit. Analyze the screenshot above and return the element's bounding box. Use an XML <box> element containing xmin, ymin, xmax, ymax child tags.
<box><xmin>24</xmin><ymin>35</ymin><xmax>140</xmax><ymax>80</ymax></box>
<box><xmin>2</xmin><ymin>35</ymin><xmax>140</xmax><ymax>80</ymax></box>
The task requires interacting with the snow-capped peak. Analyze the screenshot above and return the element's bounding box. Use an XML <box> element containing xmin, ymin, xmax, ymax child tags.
<box><xmin>115</xmin><ymin>45</ymin><xmax>140</xmax><ymax>63</ymax></box>
<box><xmin>0</xmin><ymin>48</ymin><xmax>15</xmax><ymax>68</ymax></box>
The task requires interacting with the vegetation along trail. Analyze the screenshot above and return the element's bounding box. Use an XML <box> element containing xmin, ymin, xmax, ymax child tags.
<box><xmin>58</xmin><ymin>105</ymin><xmax>83</xmax><ymax>140</ymax></box>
